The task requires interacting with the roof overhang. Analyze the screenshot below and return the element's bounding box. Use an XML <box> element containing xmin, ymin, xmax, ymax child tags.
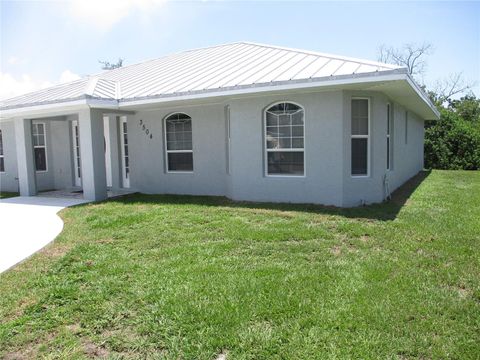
<box><xmin>0</xmin><ymin>71</ymin><xmax>439</xmax><ymax>120</ymax></box>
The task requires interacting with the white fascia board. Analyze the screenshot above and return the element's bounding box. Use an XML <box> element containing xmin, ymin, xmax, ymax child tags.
<box><xmin>118</xmin><ymin>72</ymin><xmax>409</xmax><ymax>108</ymax></box>
<box><xmin>0</xmin><ymin>99</ymin><xmax>90</xmax><ymax>119</ymax></box>
<box><xmin>405</xmin><ymin>75</ymin><xmax>440</xmax><ymax>119</ymax></box>
<box><xmin>0</xmin><ymin>98</ymin><xmax>119</xmax><ymax>120</ymax></box>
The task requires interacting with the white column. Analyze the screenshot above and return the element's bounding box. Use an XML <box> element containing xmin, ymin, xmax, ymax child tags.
<box><xmin>107</xmin><ymin>115</ymin><xmax>122</xmax><ymax>189</ymax></box>
<box><xmin>15</xmin><ymin>118</ymin><xmax>37</xmax><ymax>196</ymax></box>
<box><xmin>78</xmin><ymin>109</ymin><xmax>107</xmax><ymax>201</ymax></box>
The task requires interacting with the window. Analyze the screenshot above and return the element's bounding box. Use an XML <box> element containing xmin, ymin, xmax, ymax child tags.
<box><xmin>351</xmin><ymin>98</ymin><xmax>369</xmax><ymax>176</ymax></box>
<box><xmin>32</xmin><ymin>123</ymin><xmax>47</xmax><ymax>171</ymax></box>
<box><xmin>225</xmin><ymin>105</ymin><xmax>231</xmax><ymax>175</ymax></box>
<box><xmin>405</xmin><ymin>111</ymin><xmax>408</xmax><ymax>144</ymax></box>
<box><xmin>120</xmin><ymin>117</ymin><xmax>130</xmax><ymax>188</ymax></box>
<box><xmin>165</xmin><ymin>113</ymin><xmax>193</xmax><ymax>172</ymax></box>
<box><xmin>387</xmin><ymin>103</ymin><xmax>391</xmax><ymax>170</ymax></box>
<box><xmin>265</xmin><ymin>102</ymin><xmax>304</xmax><ymax>176</ymax></box>
<box><xmin>0</xmin><ymin>129</ymin><xmax>4</xmax><ymax>172</ymax></box>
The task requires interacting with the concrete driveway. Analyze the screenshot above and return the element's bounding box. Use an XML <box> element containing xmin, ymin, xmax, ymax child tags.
<box><xmin>0</xmin><ymin>196</ymin><xmax>90</xmax><ymax>273</ymax></box>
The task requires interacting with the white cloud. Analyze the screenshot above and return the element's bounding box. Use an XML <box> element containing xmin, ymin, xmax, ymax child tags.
<box><xmin>59</xmin><ymin>70</ymin><xmax>81</xmax><ymax>83</ymax></box>
<box><xmin>7</xmin><ymin>56</ymin><xmax>28</xmax><ymax>66</ymax></box>
<box><xmin>0</xmin><ymin>70</ymin><xmax>81</xmax><ymax>100</ymax></box>
<box><xmin>69</xmin><ymin>0</ymin><xmax>167</xmax><ymax>31</ymax></box>
<box><xmin>7</xmin><ymin>56</ymin><xmax>19</xmax><ymax>65</ymax></box>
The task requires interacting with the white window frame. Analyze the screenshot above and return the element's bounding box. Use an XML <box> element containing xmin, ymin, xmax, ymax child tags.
<box><xmin>225</xmin><ymin>105</ymin><xmax>231</xmax><ymax>175</ymax></box>
<box><xmin>264</xmin><ymin>101</ymin><xmax>306</xmax><ymax>178</ymax></box>
<box><xmin>405</xmin><ymin>111</ymin><xmax>408</xmax><ymax>144</ymax></box>
<box><xmin>164</xmin><ymin>112</ymin><xmax>194</xmax><ymax>174</ymax></box>
<box><xmin>351</xmin><ymin>97</ymin><xmax>370</xmax><ymax>178</ymax></box>
<box><xmin>71</xmin><ymin>120</ymin><xmax>82</xmax><ymax>186</ymax></box>
<box><xmin>119</xmin><ymin>116</ymin><xmax>130</xmax><ymax>188</ymax></box>
<box><xmin>387</xmin><ymin>103</ymin><xmax>392</xmax><ymax>171</ymax></box>
<box><xmin>32</xmin><ymin>122</ymin><xmax>48</xmax><ymax>173</ymax></box>
<box><xmin>0</xmin><ymin>129</ymin><xmax>5</xmax><ymax>173</ymax></box>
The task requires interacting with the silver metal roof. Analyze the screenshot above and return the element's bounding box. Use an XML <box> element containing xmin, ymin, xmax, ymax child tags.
<box><xmin>1</xmin><ymin>41</ymin><xmax>404</xmax><ymax>110</ymax></box>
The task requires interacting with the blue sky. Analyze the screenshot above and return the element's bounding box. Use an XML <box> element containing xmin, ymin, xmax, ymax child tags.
<box><xmin>1</xmin><ymin>0</ymin><xmax>479</xmax><ymax>99</ymax></box>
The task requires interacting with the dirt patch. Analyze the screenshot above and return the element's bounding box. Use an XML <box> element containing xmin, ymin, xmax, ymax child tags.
<box><xmin>66</xmin><ymin>323</ymin><xmax>82</xmax><ymax>335</ymax></box>
<box><xmin>216</xmin><ymin>350</ymin><xmax>228</xmax><ymax>360</ymax></box>
<box><xmin>359</xmin><ymin>235</ymin><xmax>370</xmax><ymax>243</ymax></box>
<box><xmin>3</xmin><ymin>351</ymin><xmax>28</xmax><ymax>360</ymax></box>
<box><xmin>83</xmin><ymin>339</ymin><xmax>109</xmax><ymax>358</ymax></box>
<box><xmin>38</xmin><ymin>243</ymin><xmax>72</xmax><ymax>262</ymax></box>
<box><xmin>331</xmin><ymin>245</ymin><xmax>341</xmax><ymax>256</ymax></box>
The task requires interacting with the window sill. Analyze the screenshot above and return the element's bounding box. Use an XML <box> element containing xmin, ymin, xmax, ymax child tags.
<box><xmin>266</xmin><ymin>174</ymin><xmax>306</xmax><ymax>178</ymax></box>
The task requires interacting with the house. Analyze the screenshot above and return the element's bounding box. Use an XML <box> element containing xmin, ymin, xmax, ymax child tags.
<box><xmin>0</xmin><ymin>42</ymin><xmax>439</xmax><ymax>207</ymax></box>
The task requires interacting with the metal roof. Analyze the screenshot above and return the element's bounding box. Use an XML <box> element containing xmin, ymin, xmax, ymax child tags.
<box><xmin>1</xmin><ymin>42</ymin><xmax>405</xmax><ymax>110</ymax></box>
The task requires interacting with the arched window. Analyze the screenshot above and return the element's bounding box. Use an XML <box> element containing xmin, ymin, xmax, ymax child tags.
<box><xmin>164</xmin><ymin>113</ymin><xmax>193</xmax><ymax>172</ymax></box>
<box><xmin>265</xmin><ymin>102</ymin><xmax>304</xmax><ymax>176</ymax></box>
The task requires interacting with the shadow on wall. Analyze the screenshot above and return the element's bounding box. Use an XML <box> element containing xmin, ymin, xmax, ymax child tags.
<box><xmin>105</xmin><ymin>171</ymin><xmax>431</xmax><ymax>222</ymax></box>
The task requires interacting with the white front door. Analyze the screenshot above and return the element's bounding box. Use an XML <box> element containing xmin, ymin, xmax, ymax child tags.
<box><xmin>103</xmin><ymin>117</ymin><xmax>113</xmax><ymax>188</ymax></box>
<box><xmin>119</xmin><ymin>116</ymin><xmax>130</xmax><ymax>188</ymax></box>
<box><xmin>71</xmin><ymin>120</ymin><xmax>82</xmax><ymax>187</ymax></box>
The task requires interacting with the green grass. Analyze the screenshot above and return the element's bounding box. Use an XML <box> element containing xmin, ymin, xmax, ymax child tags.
<box><xmin>0</xmin><ymin>191</ymin><xmax>19</xmax><ymax>199</ymax></box>
<box><xmin>1</xmin><ymin>170</ymin><xmax>479</xmax><ymax>359</ymax></box>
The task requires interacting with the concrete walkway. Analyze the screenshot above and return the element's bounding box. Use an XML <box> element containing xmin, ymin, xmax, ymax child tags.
<box><xmin>0</xmin><ymin>196</ymin><xmax>90</xmax><ymax>273</ymax></box>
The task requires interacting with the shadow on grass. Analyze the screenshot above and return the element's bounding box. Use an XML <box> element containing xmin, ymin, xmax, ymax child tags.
<box><xmin>103</xmin><ymin>171</ymin><xmax>431</xmax><ymax>222</ymax></box>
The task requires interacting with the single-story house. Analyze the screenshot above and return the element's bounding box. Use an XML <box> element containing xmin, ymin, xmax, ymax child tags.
<box><xmin>0</xmin><ymin>42</ymin><xmax>439</xmax><ymax>206</ymax></box>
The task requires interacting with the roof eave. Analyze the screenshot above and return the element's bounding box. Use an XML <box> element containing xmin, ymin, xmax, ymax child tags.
<box><xmin>1</xmin><ymin>71</ymin><xmax>439</xmax><ymax>121</ymax></box>
<box><xmin>117</xmin><ymin>70</ymin><xmax>439</xmax><ymax>120</ymax></box>
<box><xmin>0</xmin><ymin>97</ymin><xmax>119</xmax><ymax>119</ymax></box>
<box><xmin>405</xmin><ymin>74</ymin><xmax>440</xmax><ymax>120</ymax></box>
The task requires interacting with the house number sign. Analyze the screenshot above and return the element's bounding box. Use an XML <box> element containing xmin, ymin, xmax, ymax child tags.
<box><xmin>139</xmin><ymin>119</ymin><xmax>153</xmax><ymax>139</ymax></box>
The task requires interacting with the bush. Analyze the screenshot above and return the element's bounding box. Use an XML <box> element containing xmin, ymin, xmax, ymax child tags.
<box><xmin>425</xmin><ymin>107</ymin><xmax>480</xmax><ymax>170</ymax></box>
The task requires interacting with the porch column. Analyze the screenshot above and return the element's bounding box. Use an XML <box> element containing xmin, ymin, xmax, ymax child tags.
<box><xmin>106</xmin><ymin>115</ymin><xmax>122</xmax><ymax>189</ymax></box>
<box><xmin>78</xmin><ymin>109</ymin><xmax>107</xmax><ymax>201</ymax></box>
<box><xmin>14</xmin><ymin>118</ymin><xmax>37</xmax><ymax>196</ymax></box>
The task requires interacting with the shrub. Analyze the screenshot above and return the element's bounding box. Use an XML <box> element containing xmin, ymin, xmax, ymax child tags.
<box><xmin>425</xmin><ymin>107</ymin><xmax>480</xmax><ymax>170</ymax></box>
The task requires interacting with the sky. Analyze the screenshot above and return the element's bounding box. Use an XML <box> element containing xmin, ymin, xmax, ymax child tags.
<box><xmin>1</xmin><ymin>0</ymin><xmax>479</xmax><ymax>100</ymax></box>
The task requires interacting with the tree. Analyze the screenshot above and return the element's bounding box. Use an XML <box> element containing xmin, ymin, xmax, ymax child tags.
<box><xmin>433</xmin><ymin>73</ymin><xmax>477</xmax><ymax>105</ymax></box>
<box><xmin>378</xmin><ymin>43</ymin><xmax>479</xmax><ymax>170</ymax></box>
<box><xmin>424</xmin><ymin>100</ymin><xmax>480</xmax><ymax>170</ymax></box>
<box><xmin>99</xmin><ymin>58</ymin><xmax>124</xmax><ymax>70</ymax></box>
<box><xmin>448</xmin><ymin>94</ymin><xmax>480</xmax><ymax>123</ymax></box>
<box><xmin>378</xmin><ymin>42</ymin><xmax>433</xmax><ymax>81</ymax></box>
<box><xmin>378</xmin><ymin>43</ymin><xmax>476</xmax><ymax>104</ymax></box>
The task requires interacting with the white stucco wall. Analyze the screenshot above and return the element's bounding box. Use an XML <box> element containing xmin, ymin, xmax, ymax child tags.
<box><xmin>0</xmin><ymin>118</ymin><xmax>75</xmax><ymax>193</ymax></box>
<box><xmin>228</xmin><ymin>91</ymin><xmax>344</xmax><ymax>206</ymax></box>
<box><xmin>341</xmin><ymin>91</ymin><xmax>425</xmax><ymax>207</ymax></box>
<box><xmin>1</xmin><ymin>89</ymin><xmax>427</xmax><ymax>206</ymax></box>
<box><xmin>0</xmin><ymin>121</ymin><xmax>19</xmax><ymax>192</ymax></box>
<box><xmin>128</xmin><ymin>103</ymin><xmax>228</xmax><ymax>196</ymax></box>
<box><xmin>388</xmin><ymin>103</ymin><xmax>425</xmax><ymax>192</ymax></box>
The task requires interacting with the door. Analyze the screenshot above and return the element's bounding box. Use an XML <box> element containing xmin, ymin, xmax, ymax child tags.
<box><xmin>119</xmin><ymin>116</ymin><xmax>130</xmax><ymax>188</ymax></box>
<box><xmin>103</xmin><ymin>117</ymin><xmax>113</xmax><ymax>187</ymax></box>
<box><xmin>71</xmin><ymin>120</ymin><xmax>82</xmax><ymax>187</ymax></box>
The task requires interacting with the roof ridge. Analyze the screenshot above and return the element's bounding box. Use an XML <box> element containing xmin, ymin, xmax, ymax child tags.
<box><xmin>239</xmin><ymin>41</ymin><xmax>403</xmax><ymax>70</ymax></box>
<box><xmin>93</xmin><ymin>42</ymin><xmax>244</xmax><ymax>78</ymax></box>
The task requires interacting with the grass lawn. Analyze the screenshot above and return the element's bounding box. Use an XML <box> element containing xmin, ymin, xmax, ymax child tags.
<box><xmin>0</xmin><ymin>170</ymin><xmax>479</xmax><ymax>359</ymax></box>
<box><xmin>0</xmin><ymin>192</ymin><xmax>19</xmax><ymax>199</ymax></box>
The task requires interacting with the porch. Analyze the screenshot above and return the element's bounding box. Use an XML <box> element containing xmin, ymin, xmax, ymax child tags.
<box><xmin>13</xmin><ymin>108</ymin><xmax>133</xmax><ymax>201</ymax></box>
